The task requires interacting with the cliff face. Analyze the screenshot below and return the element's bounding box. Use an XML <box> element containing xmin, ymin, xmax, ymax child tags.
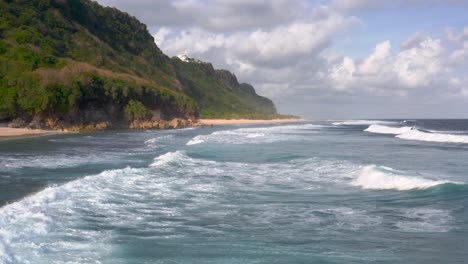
<box><xmin>0</xmin><ymin>0</ymin><xmax>280</xmax><ymax>130</ymax></box>
<box><xmin>171</xmin><ymin>57</ymin><xmax>277</xmax><ymax>118</ymax></box>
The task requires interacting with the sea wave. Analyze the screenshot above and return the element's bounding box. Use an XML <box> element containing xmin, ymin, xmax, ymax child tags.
<box><xmin>0</xmin><ymin>167</ymin><xmax>143</xmax><ymax>263</ymax></box>
<box><xmin>0</xmin><ymin>153</ymin><xmax>116</xmax><ymax>171</ymax></box>
<box><xmin>396</xmin><ymin>129</ymin><xmax>468</xmax><ymax>144</ymax></box>
<box><xmin>332</xmin><ymin>120</ymin><xmax>397</xmax><ymax>126</ymax></box>
<box><xmin>186</xmin><ymin>135</ymin><xmax>205</xmax><ymax>145</ymax></box>
<box><xmin>364</xmin><ymin>125</ymin><xmax>468</xmax><ymax>144</ymax></box>
<box><xmin>150</xmin><ymin>151</ymin><xmax>190</xmax><ymax>166</ymax></box>
<box><xmin>186</xmin><ymin>123</ymin><xmax>322</xmax><ymax>145</ymax></box>
<box><xmin>364</xmin><ymin>125</ymin><xmax>413</xmax><ymax>135</ymax></box>
<box><xmin>352</xmin><ymin>165</ymin><xmax>462</xmax><ymax>191</ymax></box>
<box><xmin>0</xmin><ymin>152</ymin><xmax>360</xmax><ymax>262</ymax></box>
<box><xmin>395</xmin><ymin>208</ymin><xmax>453</xmax><ymax>233</ymax></box>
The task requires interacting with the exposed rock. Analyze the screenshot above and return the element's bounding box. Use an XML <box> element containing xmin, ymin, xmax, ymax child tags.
<box><xmin>129</xmin><ymin>118</ymin><xmax>194</xmax><ymax>130</ymax></box>
<box><xmin>8</xmin><ymin>118</ymin><xmax>27</xmax><ymax>128</ymax></box>
<box><xmin>168</xmin><ymin>118</ymin><xmax>179</xmax><ymax>129</ymax></box>
<box><xmin>44</xmin><ymin>118</ymin><xmax>58</xmax><ymax>129</ymax></box>
<box><xmin>158</xmin><ymin>120</ymin><xmax>168</xmax><ymax>130</ymax></box>
<box><xmin>27</xmin><ymin>116</ymin><xmax>44</xmax><ymax>129</ymax></box>
<box><xmin>95</xmin><ymin>121</ymin><xmax>110</xmax><ymax>130</ymax></box>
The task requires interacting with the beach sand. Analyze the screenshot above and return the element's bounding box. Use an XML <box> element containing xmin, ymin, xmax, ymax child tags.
<box><xmin>199</xmin><ymin>118</ymin><xmax>305</xmax><ymax>126</ymax></box>
<box><xmin>0</xmin><ymin>126</ymin><xmax>59</xmax><ymax>140</ymax></box>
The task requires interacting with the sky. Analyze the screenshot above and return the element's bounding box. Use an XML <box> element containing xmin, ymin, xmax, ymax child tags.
<box><xmin>96</xmin><ymin>0</ymin><xmax>468</xmax><ymax>119</ymax></box>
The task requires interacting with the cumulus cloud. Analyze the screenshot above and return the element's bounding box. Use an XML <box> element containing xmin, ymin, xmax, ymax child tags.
<box><xmin>332</xmin><ymin>0</ymin><xmax>383</xmax><ymax>11</ymax></box>
<box><xmin>98</xmin><ymin>0</ymin><xmax>310</xmax><ymax>32</ymax></box>
<box><xmin>96</xmin><ymin>0</ymin><xmax>468</xmax><ymax>118</ymax></box>
<box><xmin>332</xmin><ymin>0</ymin><xmax>467</xmax><ymax>11</ymax></box>
<box><xmin>326</xmin><ymin>38</ymin><xmax>448</xmax><ymax>92</ymax></box>
<box><xmin>155</xmin><ymin>6</ymin><xmax>357</xmax><ymax>69</ymax></box>
<box><xmin>447</xmin><ymin>27</ymin><xmax>468</xmax><ymax>42</ymax></box>
<box><xmin>400</xmin><ymin>33</ymin><xmax>426</xmax><ymax>50</ymax></box>
<box><xmin>450</xmin><ymin>41</ymin><xmax>468</xmax><ymax>65</ymax></box>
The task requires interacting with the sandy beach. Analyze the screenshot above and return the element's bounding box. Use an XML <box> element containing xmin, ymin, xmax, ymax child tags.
<box><xmin>0</xmin><ymin>126</ymin><xmax>58</xmax><ymax>140</ymax></box>
<box><xmin>199</xmin><ymin>118</ymin><xmax>305</xmax><ymax>125</ymax></box>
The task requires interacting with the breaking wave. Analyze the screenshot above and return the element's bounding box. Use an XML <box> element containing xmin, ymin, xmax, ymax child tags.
<box><xmin>352</xmin><ymin>165</ymin><xmax>462</xmax><ymax>191</ymax></box>
<box><xmin>186</xmin><ymin>135</ymin><xmax>205</xmax><ymax>145</ymax></box>
<box><xmin>185</xmin><ymin>123</ymin><xmax>323</xmax><ymax>145</ymax></box>
<box><xmin>364</xmin><ymin>125</ymin><xmax>468</xmax><ymax>144</ymax></box>
<box><xmin>150</xmin><ymin>151</ymin><xmax>190</xmax><ymax>166</ymax></box>
<box><xmin>396</xmin><ymin>129</ymin><xmax>468</xmax><ymax>144</ymax></box>
<box><xmin>332</xmin><ymin>120</ymin><xmax>397</xmax><ymax>126</ymax></box>
<box><xmin>364</xmin><ymin>125</ymin><xmax>413</xmax><ymax>135</ymax></box>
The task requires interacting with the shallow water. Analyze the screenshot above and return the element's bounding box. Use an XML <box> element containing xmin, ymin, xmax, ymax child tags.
<box><xmin>0</xmin><ymin>120</ymin><xmax>467</xmax><ymax>263</ymax></box>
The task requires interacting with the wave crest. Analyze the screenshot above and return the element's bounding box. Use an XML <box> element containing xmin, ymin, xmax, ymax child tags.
<box><xmin>364</xmin><ymin>125</ymin><xmax>413</xmax><ymax>135</ymax></box>
<box><xmin>397</xmin><ymin>129</ymin><xmax>468</xmax><ymax>144</ymax></box>
<box><xmin>352</xmin><ymin>165</ymin><xmax>461</xmax><ymax>191</ymax></box>
<box><xmin>150</xmin><ymin>151</ymin><xmax>188</xmax><ymax>166</ymax></box>
<box><xmin>185</xmin><ymin>123</ymin><xmax>322</xmax><ymax>146</ymax></box>
<box><xmin>333</xmin><ymin>120</ymin><xmax>397</xmax><ymax>126</ymax></box>
<box><xmin>365</xmin><ymin>125</ymin><xmax>468</xmax><ymax>144</ymax></box>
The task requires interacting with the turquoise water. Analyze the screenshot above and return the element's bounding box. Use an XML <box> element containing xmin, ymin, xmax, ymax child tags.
<box><xmin>1</xmin><ymin>120</ymin><xmax>467</xmax><ymax>263</ymax></box>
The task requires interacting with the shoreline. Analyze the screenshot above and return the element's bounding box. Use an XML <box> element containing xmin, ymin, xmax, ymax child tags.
<box><xmin>0</xmin><ymin>118</ymin><xmax>305</xmax><ymax>140</ymax></box>
<box><xmin>0</xmin><ymin>127</ymin><xmax>62</xmax><ymax>140</ymax></box>
<box><xmin>199</xmin><ymin>118</ymin><xmax>305</xmax><ymax>125</ymax></box>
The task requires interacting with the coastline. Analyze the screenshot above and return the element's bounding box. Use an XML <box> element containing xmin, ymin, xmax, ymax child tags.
<box><xmin>0</xmin><ymin>127</ymin><xmax>62</xmax><ymax>140</ymax></box>
<box><xmin>0</xmin><ymin>118</ymin><xmax>305</xmax><ymax>140</ymax></box>
<box><xmin>199</xmin><ymin>118</ymin><xmax>305</xmax><ymax>125</ymax></box>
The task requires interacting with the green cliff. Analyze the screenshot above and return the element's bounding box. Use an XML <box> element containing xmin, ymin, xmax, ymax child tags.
<box><xmin>171</xmin><ymin>56</ymin><xmax>277</xmax><ymax>119</ymax></box>
<box><xmin>0</xmin><ymin>0</ymin><xmax>284</xmax><ymax>130</ymax></box>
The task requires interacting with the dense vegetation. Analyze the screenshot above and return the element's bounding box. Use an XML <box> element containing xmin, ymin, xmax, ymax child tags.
<box><xmin>172</xmin><ymin>58</ymin><xmax>277</xmax><ymax>118</ymax></box>
<box><xmin>0</xmin><ymin>0</ymin><xmax>288</xmax><ymax>129</ymax></box>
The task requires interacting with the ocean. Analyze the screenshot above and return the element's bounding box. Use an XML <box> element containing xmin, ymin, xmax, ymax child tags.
<box><xmin>0</xmin><ymin>119</ymin><xmax>467</xmax><ymax>263</ymax></box>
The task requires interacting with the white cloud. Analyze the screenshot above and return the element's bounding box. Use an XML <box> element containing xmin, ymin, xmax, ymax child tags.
<box><xmin>96</xmin><ymin>0</ymin><xmax>468</xmax><ymax>118</ymax></box>
<box><xmin>449</xmin><ymin>41</ymin><xmax>468</xmax><ymax>65</ymax></box>
<box><xmin>332</xmin><ymin>0</ymin><xmax>383</xmax><ymax>10</ymax></box>
<box><xmin>446</xmin><ymin>26</ymin><xmax>468</xmax><ymax>44</ymax></box>
<box><xmin>158</xmin><ymin>28</ymin><xmax>226</xmax><ymax>54</ymax></box>
<box><xmin>393</xmin><ymin>38</ymin><xmax>444</xmax><ymax>88</ymax></box>
<box><xmin>98</xmin><ymin>0</ymin><xmax>311</xmax><ymax>32</ymax></box>
<box><xmin>153</xmin><ymin>27</ymin><xmax>170</xmax><ymax>45</ymax></box>
<box><xmin>400</xmin><ymin>33</ymin><xmax>426</xmax><ymax>50</ymax></box>
<box><xmin>358</xmin><ymin>40</ymin><xmax>391</xmax><ymax>75</ymax></box>
<box><xmin>155</xmin><ymin>7</ymin><xmax>357</xmax><ymax>69</ymax></box>
<box><xmin>329</xmin><ymin>57</ymin><xmax>356</xmax><ymax>90</ymax></box>
<box><xmin>325</xmin><ymin>38</ymin><xmax>447</xmax><ymax>92</ymax></box>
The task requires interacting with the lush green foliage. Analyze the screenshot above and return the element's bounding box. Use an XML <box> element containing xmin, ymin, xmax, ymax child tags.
<box><xmin>172</xmin><ymin>58</ymin><xmax>278</xmax><ymax>118</ymax></box>
<box><xmin>124</xmin><ymin>100</ymin><xmax>151</xmax><ymax>121</ymax></box>
<box><xmin>0</xmin><ymin>0</ymin><xmax>284</xmax><ymax>124</ymax></box>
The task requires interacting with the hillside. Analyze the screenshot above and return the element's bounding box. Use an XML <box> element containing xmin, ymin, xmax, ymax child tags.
<box><xmin>0</xmin><ymin>0</ymin><xmax>284</xmax><ymax>131</ymax></box>
<box><xmin>172</xmin><ymin>56</ymin><xmax>277</xmax><ymax>119</ymax></box>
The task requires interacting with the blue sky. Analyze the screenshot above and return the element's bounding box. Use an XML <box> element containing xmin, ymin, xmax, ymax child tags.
<box><xmin>334</xmin><ymin>3</ymin><xmax>467</xmax><ymax>58</ymax></box>
<box><xmin>98</xmin><ymin>0</ymin><xmax>468</xmax><ymax>118</ymax></box>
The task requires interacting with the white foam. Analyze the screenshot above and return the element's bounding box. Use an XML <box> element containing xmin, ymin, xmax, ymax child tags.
<box><xmin>145</xmin><ymin>135</ymin><xmax>174</xmax><ymax>147</ymax></box>
<box><xmin>397</xmin><ymin>129</ymin><xmax>468</xmax><ymax>144</ymax></box>
<box><xmin>245</xmin><ymin>133</ymin><xmax>265</xmax><ymax>138</ymax></box>
<box><xmin>0</xmin><ymin>167</ymin><xmax>143</xmax><ymax>263</ymax></box>
<box><xmin>365</xmin><ymin>125</ymin><xmax>468</xmax><ymax>144</ymax></box>
<box><xmin>364</xmin><ymin>125</ymin><xmax>413</xmax><ymax>135</ymax></box>
<box><xmin>0</xmin><ymin>153</ymin><xmax>117</xmax><ymax>171</ymax></box>
<box><xmin>396</xmin><ymin>208</ymin><xmax>453</xmax><ymax>232</ymax></box>
<box><xmin>145</xmin><ymin>138</ymin><xmax>157</xmax><ymax>144</ymax></box>
<box><xmin>186</xmin><ymin>135</ymin><xmax>205</xmax><ymax>145</ymax></box>
<box><xmin>352</xmin><ymin>165</ymin><xmax>459</xmax><ymax>191</ymax></box>
<box><xmin>150</xmin><ymin>151</ymin><xmax>187</xmax><ymax>166</ymax></box>
<box><xmin>184</xmin><ymin>123</ymin><xmax>322</xmax><ymax>146</ymax></box>
<box><xmin>333</xmin><ymin>120</ymin><xmax>397</xmax><ymax>126</ymax></box>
